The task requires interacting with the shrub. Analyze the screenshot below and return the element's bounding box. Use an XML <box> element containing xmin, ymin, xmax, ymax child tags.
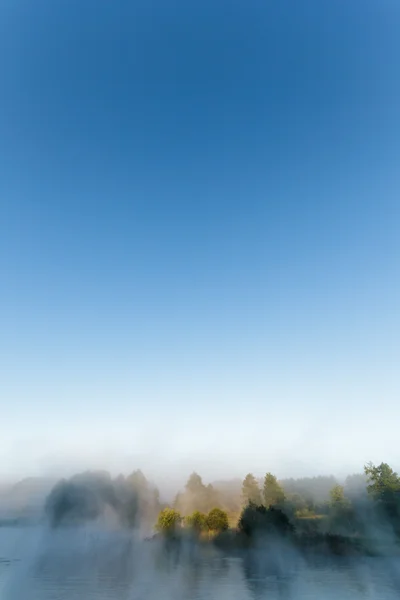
<box><xmin>206</xmin><ymin>508</ymin><xmax>229</xmax><ymax>532</ymax></box>
<box><xmin>238</xmin><ymin>502</ymin><xmax>294</xmax><ymax>538</ymax></box>
<box><xmin>185</xmin><ymin>511</ymin><xmax>208</xmax><ymax>533</ymax></box>
<box><xmin>156</xmin><ymin>508</ymin><xmax>182</xmax><ymax>535</ymax></box>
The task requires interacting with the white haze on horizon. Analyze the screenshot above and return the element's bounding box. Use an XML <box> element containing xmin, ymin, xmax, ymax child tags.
<box><xmin>2</xmin><ymin>414</ymin><xmax>399</xmax><ymax>500</ymax></box>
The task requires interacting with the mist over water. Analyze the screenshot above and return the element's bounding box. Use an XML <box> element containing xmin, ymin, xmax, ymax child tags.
<box><xmin>1</xmin><ymin>525</ymin><xmax>400</xmax><ymax>600</ymax></box>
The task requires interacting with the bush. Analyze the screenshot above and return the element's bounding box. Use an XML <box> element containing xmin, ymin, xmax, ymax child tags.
<box><xmin>185</xmin><ymin>511</ymin><xmax>208</xmax><ymax>533</ymax></box>
<box><xmin>156</xmin><ymin>508</ymin><xmax>182</xmax><ymax>535</ymax></box>
<box><xmin>206</xmin><ymin>508</ymin><xmax>229</xmax><ymax>532</ymax></box>
<box><xmin>238</xmin><ymin>502</ymin><xmax>294</xmax><ymax>538</ymax></box>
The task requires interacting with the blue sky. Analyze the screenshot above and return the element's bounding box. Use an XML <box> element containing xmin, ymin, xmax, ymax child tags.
<box><xmin>1</xmin><ymin>1</ymin><xmax>400</xmax><ymax>485</ymax></box>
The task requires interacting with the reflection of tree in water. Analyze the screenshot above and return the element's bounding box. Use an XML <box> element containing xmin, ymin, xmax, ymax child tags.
<box><xmin>213</xmin><ymin>555</ymin><xmax>230</xmax><ymax>578</ymax></box>
<box><xmin>150</xmin><ymin>538</ymin><xmax>234</xmax><ymax>599</ymax></box>
<box><xmin>242</xmin><ymin>553</ymin><xmax>268</xmax><ymax>600</ymax></box>
<box><xmin>349</xmin><ymin>557</ymin><xmax>400</xmax><ymax>597</ymax></box>
<box><xmin>154</xmin><ymin>537</ymin><xmax>185</xmax><ymax>572</ymax></box>
<box><xmin>13</xmin><ymin>532</ymin><xmax>136</xmax><ymax>599</ymax></box>
<box><xmin>180</xmin><ymin>554</ymin><xmax>231</xmax><ymax>599</ymax></box>
<box><xmin>180</xmin><ymin>556</ymin><xmax>204</xmax><ymax>598</ymax></box>
<box><xmin>241</xmin><ymin>551</ymin><xmax>294</xmax><ymax>600</ymax></box>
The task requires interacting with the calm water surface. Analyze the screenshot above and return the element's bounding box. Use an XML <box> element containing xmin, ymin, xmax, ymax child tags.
<box><xmin>1</xmin><ymin>527</ymin><xmax>400</xmax><ymax>599</ymax></box>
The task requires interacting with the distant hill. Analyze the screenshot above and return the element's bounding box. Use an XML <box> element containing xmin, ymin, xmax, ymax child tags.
<box><xmin>0</xmin><ymin>477</ymin><xmax>57</xmax><ymax>521</ymax></box>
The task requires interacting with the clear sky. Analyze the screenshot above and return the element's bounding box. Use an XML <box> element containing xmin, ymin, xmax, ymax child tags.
<box><xmin>1</xmin><ymin>1</ymin><xmax>400</xmax><ymax>486</ymax></box>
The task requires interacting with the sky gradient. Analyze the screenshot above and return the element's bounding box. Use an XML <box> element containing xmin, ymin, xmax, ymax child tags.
<box><xmin>1</xmin><ymin>1</ymin><xmax>400</xmax><ymax>486</ymax></box>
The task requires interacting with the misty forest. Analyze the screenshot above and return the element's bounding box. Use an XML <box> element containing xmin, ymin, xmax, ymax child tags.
<box><xmin>42</xmin><ymin>462</ymin><xmax>400</xmax><ymax>557</ymax></box>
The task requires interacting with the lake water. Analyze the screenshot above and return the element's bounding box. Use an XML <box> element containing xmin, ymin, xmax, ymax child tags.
<box><xmin>1</xmin><ymin>526</ymin><xmax>400</xmax><ymax>599</ymax></box>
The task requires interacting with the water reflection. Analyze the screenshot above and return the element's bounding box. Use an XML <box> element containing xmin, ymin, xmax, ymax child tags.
<box><xmin>1</xmin><ymin>527</ymin><xmax>400</xmax><ymax>599</ymax></box>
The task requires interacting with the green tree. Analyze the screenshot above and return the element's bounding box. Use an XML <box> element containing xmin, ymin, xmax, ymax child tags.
<box><xmin>206</xmin><ymin>508</ymin><xmax>229</xmax><ymax>532</ymax></box>
<box><xmin>280</xmin><ymin>475</ymin><xmax>337</xmax><ymax>505</ymax></box>
<box><xmin>185</xmin><ymin>510</ymin><xmax>207</xmax><ymax>533</ymax></box>
<box><xmin>238</xmin><ymin>503</ymin><xmax>294</xmax><ymax>538</ymax></box>
<box><xmin>283</xmin><ymin>492</ymin><xmax>314</xmax><ymax>519</ymax></box>
<box><xmin>329</xmin><ymin>484</ymin><xmax>347</xmax><ymax>505</ymax></box>
<box><xmin>263</xmin><ymin>473</ymin><xmax>285</xmax><ymax>508</ymax></box>
<box><xmin>242</xmin><ymin>474</ymin><xmax>262</xmax><ymax>506</ymax></box>
<box><xmin>364</xmin><ymin>462</ymin><xmax>400</xmax><ymax>500</ymax></box>
<box><xmin>328</xmin><ymin>484</ymin><xmax>358</xmax><ymax>535</ymax></box>
<box><xmin>364</xmin><ymin>462</ymin><xmax>400</xmax><ymax>522</ymax></box>
<box><xmin>156</xmin><ymin>508</ymin><xmax>182</xmax><ymax>535</ymax></box>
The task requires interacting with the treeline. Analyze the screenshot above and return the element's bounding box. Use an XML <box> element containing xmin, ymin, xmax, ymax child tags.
<box><xmin>45</xmin><ymin>462</ymin><xmax>400</xmax><ymax>549</ymax></box>
<box><xmin>154</xmin><ymin>462</ymin><xmax>400</xmax><ymax>555</ymax></box>
<box><xmin>45</xmin><ymin>469</ymin><xmax>161</xmax><ymax>529</ymax></box>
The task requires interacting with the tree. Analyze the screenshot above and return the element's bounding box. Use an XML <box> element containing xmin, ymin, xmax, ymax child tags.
<box><xmin>185</xmin><ymin>472</ymin><xmax>205</xmax><ymax>495</ymax></box>
<box><xmin>45</xmin><ymin>471</ymin><xmax>119</xmax><ymax>527</ymax></box>
<box><xmin>329</xmin><ymin>484</ymin><xmax>347</xmax><ymax>505</ymax></box>
<box><xmin>206</xmin><ymin>508</ymin><xmax>229</xmax><ymax>532</ymax></box>
<box><xmin>263</xmin><ymin>473</ymin><xmax>285</xmax><ymax>508</ymax></box>
<box><xmin>205</xmin><ymin>483</ymin><xmax>220</xmax><ymax>512</ymax></box>
<box><xmin>364</xmin><ymin>463</ymin><xmax>400</xmax><ymax>500</ymax></box>
<box><xmin>185</xmin><ymin>511</ymin><xmax>207</xmax><ymax>533</ymax></box>
<box><xmin>364</xmin><ymin>462</ymin><xmax>400</xmax><ymax>522</ymax></box>
<box><xmin>327</xmin><ymin>484</ymin><xmax>355</xmax><ymax>534</ymax></box>
<box><xmin>45</xmin><ymin>469</ymin><xmax>159</xmax><ymax>530</ymax></box>
<box><xmin>242</xmin><ymin>474</ymin><xmax>262</xmax><ymax>506</ymax></box>
<box><xmin>117</xmin><ymin>469</ymin><xmax>160</xmax><ymax>528</ymax></box>
<box><xmin>285</xmin><ymin>493</ymin><xmax>308</xmax><ymax>512</ymax></box>
<box><xmin>173</xmin><ymin>492</ymin><xmax>183</xmax><ymax>510</ymax></box>
<box><xmin>127</xmin><ymin>469</ymin><xmax>148</xmax><ymax>491</ymax></box>
<box><xmin>179</xmin><ymin>473</ymin><xmax>220</xmax><ymax>514</ymax></box>
<box><xmin>156</xmin><ymin>508</ymin><xmax>182</xmax><ymax>535</ymax></box>
<box><xmin>238</xmin><ymin>503</ymin><xmax>294</xmax><ymax>538</ymax></box>
<box><xmin>281</xmin><ymin>475</ymin><xmax>337</xmax><ymax>505</ymax></box>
